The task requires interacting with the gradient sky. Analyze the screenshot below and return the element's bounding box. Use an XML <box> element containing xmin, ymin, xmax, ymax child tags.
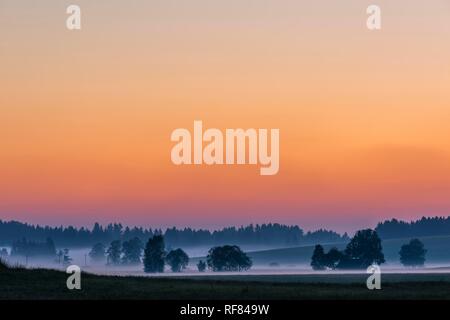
<box><xmin>1</xmin><ymin>0</ymin><xmax>450</xmax><ymax>233</ymax></box>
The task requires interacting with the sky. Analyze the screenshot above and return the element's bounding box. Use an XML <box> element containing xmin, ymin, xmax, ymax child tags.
<box><xmin>1</xmin><ymin>0</ymin><xmax>450</xmax><ymax>233</ymax></box>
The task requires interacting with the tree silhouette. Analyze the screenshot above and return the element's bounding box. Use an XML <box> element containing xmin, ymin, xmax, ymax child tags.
<box><xmin>62</xmin><ymin>248</ymin><xmax>72</xmax><ymax>266</ymax></box>
<box><xmin>399</xmin><ymin>238</ymin><xmax>427</xmax><ymax>267</ymax></box>
<box><xmin>311</xmin><ymin>246</ymin><xmax>343</xmax><ymax>270</ymax></box>
<box><xmin>56</xmin><ymin>249</ymin><xmax>64</xmax><ymax>265</ymax></box>
<box><xmin>143</xmin><ymin>235</ymin><xmax>166</xmax><ymax>273</ymax></box>
<box><xmin>207</xmin><ymin>245</ymin><xmax>252</xmax><ymax>272</ymax></box>
<box><xmin>0</xmin><ymin>248</ymin><xmax>8</xmax><ymax>259</ymax></box>
<box><xmin>310</xmin><ymin>245</ymin><xmax>326</xmax><ymax>270</ymax></box>
<box><xmin>340</xmin><ymin>229</ymin><xmax>385</xmax><ymax>269</ymax></box>
<box><xmin>166</xmin><ymin>248</ymin><xmax>189</xmax><ymax>272</ymax></box>
<box><xmin>197</xmin><ymin>260</ymin><xmax>207</xmax><ymax>272</ymax></box>
<box><xmin>106</xmin><ymin>240</ymin><xmax>121</xmax><ymax>265</ymax></box>
<box><xmin>324</xmin><ymin>247</ymin><xmax>343</xmax><ymax>270</ymax></box>
<box><xmin>45</xmin><ymin>238</ymin><xmax>57</xmax><ymax>256</ymax></box>
<box><xmin>10</xmin><ymin>238</ymin><xmax>56</xmax><ymax>260</ymax></box>
<box><xmin>122</xmin><ymin>237</ymin><xmax>143</xmax><ymax>265</ymax></box>
<box><xmin>311</xmin><ymin>229</ymin><xmax>386</xmax><ymax>270</ymax></box>
<box><xmin>89</xmin><ymin>243</ymin><xmax>106</xmax><ymax>263</ymax></box>
<box><xmin>0</xmin><ymin>258</ymin><xmax>8</xmax><ymax>271</ymax></box>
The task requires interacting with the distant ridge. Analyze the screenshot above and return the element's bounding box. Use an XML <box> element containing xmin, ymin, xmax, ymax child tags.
<box><xmin>1</xmin><ymin>216</ymin><xmax>450</xmax><ymax>248</ymax></box>
<box><xmin>375</xmin><ymin>216</ymin><xmax>450</xmax><ymax>239</ymax></box>
<box><xmin>0</xmin><ymin>219</ymin><xmax>346</xmax><ymax>248</ymax></box>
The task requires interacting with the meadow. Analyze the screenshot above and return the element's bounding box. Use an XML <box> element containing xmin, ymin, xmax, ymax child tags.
<box><xmin>3</xmin><ymin>234</ymin><xmax>450</xmax><ymax>300</ymax></box>
<box><xmin>2</xmin><ymin>266</ymin><xmax>450</xmax><ymax>300</ymax></box>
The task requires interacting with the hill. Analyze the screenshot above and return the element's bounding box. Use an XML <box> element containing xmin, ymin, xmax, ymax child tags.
<box><xmin>236</xmin><ymin>235</ymin><xmax>450</xmax><ymax>267</ymax></box>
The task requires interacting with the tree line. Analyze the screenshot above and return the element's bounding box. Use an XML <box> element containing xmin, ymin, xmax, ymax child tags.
<box><xmin>92</xmin><ymin>235</ymin><xmax>252</xmax><ymax>273</ymax></box>
<box><xmin>1</xmin><ymin>235</ymin><xmax>253</xmax><ymax>273</ymax></box>
<box><xmin>375</xmin><ymin>216</ymin><xmax>450</xmax><ymax>239</ymax></box>
<box><xmin>1</xmin><ymin>230</ymin><xmax>428</xmax><ymax>271</ymax></box>
<box><xmin>0</xmin><ymin>220</ymin><xmax>348</xmax><ymax>247</ymax></box>
<box><xmin>2</xmin><ymin>216</ymin><xmax>449</xmax><ymax>248</ymax></box>
<box><xmin>4</xmin><ymin>238</ymin><xmax>74</xmax><ymax>266</ymax></box>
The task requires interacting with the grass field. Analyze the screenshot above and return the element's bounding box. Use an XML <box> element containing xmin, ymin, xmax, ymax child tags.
<box><xmin>3</xmin><ymin>235</ymin><xmax>450</xmax><ymax>300</ymax></box>
<box><xmin>2</xmin><ymin>267</ymin><xmax>450</xmax><ymax>300</ymax></box>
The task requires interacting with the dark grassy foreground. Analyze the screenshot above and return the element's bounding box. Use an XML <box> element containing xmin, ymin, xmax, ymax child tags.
<box><xmin>2</xmin><ymin>267</ymin><xmax>450</xmax><ymax>300</ymax></box>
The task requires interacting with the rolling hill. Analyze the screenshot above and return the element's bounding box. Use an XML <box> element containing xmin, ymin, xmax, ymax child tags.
<box><xmin>195</xmin><ymin>235</ymin><xmax>450</xmax><ymax>267</ymax></box>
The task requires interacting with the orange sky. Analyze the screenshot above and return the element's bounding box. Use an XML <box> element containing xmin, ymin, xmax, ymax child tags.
<box><xmin>1</xmin><ymin>0</ymin><xmax>450</xmax><ymax>232</ymax></box>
